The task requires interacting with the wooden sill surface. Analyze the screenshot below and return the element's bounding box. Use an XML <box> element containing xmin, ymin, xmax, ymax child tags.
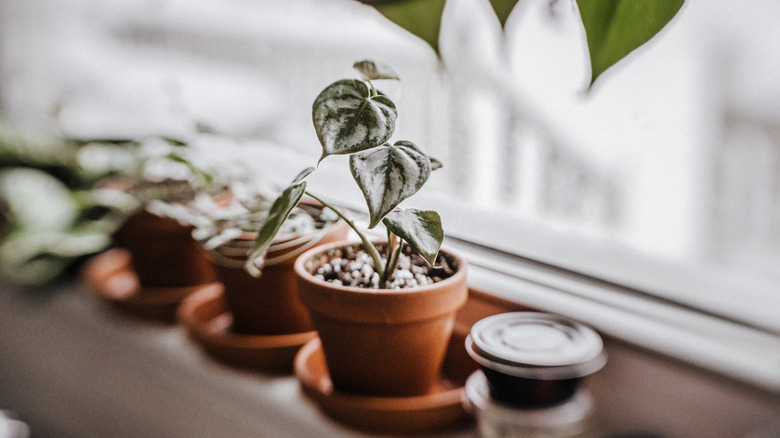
<box><xmin>457</xmin><ymin>289</ymin><xmax>780</xmax><ymax>437</ymax></box>
<box><xmin>0</xmin><ymin>281</ymin><xmax>777</xmax><ymax>437</ymax></box>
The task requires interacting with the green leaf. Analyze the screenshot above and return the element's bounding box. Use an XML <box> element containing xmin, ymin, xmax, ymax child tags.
<box><xmin>312</xmin><ymin>79</ymin><xmax>397</xmax><ymax>162</ymax></box>
<box><xmin>350</xmin><ymin>140</ymin><xmax>431</xmax><ymax>229</ymax></box>
<box><xmin>160</xmin><ymin>136</ymin><xmax>188</xmax><ymax>147</ymax></box>
<box><xmin>292</xmin><ymin>167</ymin><xmax>315</xmax><ymax>184</ymax></box>
<box><xmin>360</xmin><ymin>0</ymin><xmax>446</xmax><ymax>56</ymax></box>
<box><xmin>429</xmin><ymin>155</ymin><xmax>443</xmax><ymax>171</ymax></box>
<box><xmin>489</xmin><ymin>0</ymin><xmax>520</xmax><ymax>28</ymax></box>
<box><xmin>245</xmin><ymin>181</ymin><xmax>307</xmax><ymax>276</ymax></box>
<box><xmin>353</xmin><ymin>60</ymin><xmax>399</xmax><ymax>81</ymax></box>
<box><xmin>577</xmin><ymin>0</ymin><xmax>685</xmax><ymax>86</ymax></box>
<box><xmin>164</xmin><ymin>152</ymin><xmax>214</xmax><ymax>185</ymax></box>
<box><xmin>382</xmin><ymin>208</ymin><xmax>443</xmax><ymax>267</ymax></box>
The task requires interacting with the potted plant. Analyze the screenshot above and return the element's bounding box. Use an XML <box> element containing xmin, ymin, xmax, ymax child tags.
<box><xmin>178</xmin><ymin>182</ymin><xmax>350</xmax><ymax>337</ymax></box>
<box><xmin>81</xmin><ymin>135</ymin><xmax>230</xmax><ymax>321</ymax></box>
<box><xmin>99</xmin><ymin>136</ymin><xmax>224</xmax><ymax>289</ymax></box>
<box><xmin>249</xmin><ymin>60</ymin><xmax>468</xmax><ymax>397</ymax></box>
<box><xmin>170</xmin><ymin>179</ymin><xmax>352</xmax><ymax>372</ymax></box>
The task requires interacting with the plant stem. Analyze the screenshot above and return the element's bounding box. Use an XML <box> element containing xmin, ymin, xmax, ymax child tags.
<box><xmin>303</xmin><ymin>191</ymin><xmax>386</xmax><ymax>281</ymax></box>
<box><xmin>384</xmin><ymin>235</ymin><xmax>404</xmax><ymax>286</ymax></box>
<box><xmin>381</xmin><ymin>232</ymin><xmax>396</xmax><ymax>285</ymax></box>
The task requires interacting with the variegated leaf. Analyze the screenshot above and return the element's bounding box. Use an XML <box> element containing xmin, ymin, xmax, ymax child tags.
<box><xmin>312</xmin><ymin>79</ymin><xmax>397</xmax><ymax>161</ymax></box>
<box><xmin>245</xmin><ymin>180</ymin><xmax>307</xmax><ymax>276</ymax></box>
<box><xmin>291</xmin><ymin>167</ymin><xmax>315</xmax><ymax>184</ymax></box>
<box><xmin>429</xmin><ymin>155</ymin><xmax>443</xmax><ymax>171</ymax></box>
<box><xmin>349</xmin><ymin>140</ymin><xmax>431</xmax><ymax>228</ymax></box>
<box><xmin>354</xmin><ymin>60</ymin><xmax>399</xmax><ymax>81</ymax></box>
<box><xmin>383</xmin><ymin>208</ymin><xmax>443</xmax><ymax>267</ymax></box>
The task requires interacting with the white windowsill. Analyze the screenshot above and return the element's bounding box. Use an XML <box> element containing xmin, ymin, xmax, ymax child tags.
<box><xmin>215</xmin><ymin>140</ymin><xmax>780</xmax><ymax>395</ymax></box>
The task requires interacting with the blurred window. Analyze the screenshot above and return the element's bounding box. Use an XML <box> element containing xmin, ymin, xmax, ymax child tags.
<box><xmin>1</xmin><ymin>0</ymin><xmax>779</xmax><ymax>336</ymax></box>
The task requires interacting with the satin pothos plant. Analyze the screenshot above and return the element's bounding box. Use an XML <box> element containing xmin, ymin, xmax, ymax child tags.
<box><xmin>246</xmin><ymin>61</ymin><xmax>443</xmax><ymax>289</ymax></box>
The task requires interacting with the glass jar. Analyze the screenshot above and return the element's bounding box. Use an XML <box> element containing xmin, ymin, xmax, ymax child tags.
<box><xmin>463</xmin><ymin>312</ymin><xmax>607</xmax><ymax>437</ymax></box>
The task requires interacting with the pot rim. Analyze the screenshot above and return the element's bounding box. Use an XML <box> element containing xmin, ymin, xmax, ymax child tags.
<box><xmin>294</xmin><ymin>241</ymin><xmax>468</xmax><ymax>323</ymax></box>
<box><xmin>293</xmin><ymin>240</ymin><xmax>467</xmax><ymax>296</ymax></box>
<box><xmin>203</xmin><ymin>207</ymin><xmax>348</xmax><ymax>269</ymax></box>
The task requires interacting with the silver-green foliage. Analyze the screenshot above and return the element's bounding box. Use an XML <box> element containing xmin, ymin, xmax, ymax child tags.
<box><xmin>248</xmin><ymin>61</ymin><xmax>443</xmax><ymax>288</ymax></box>
<box><xmin>313</xmin><ymin>79</ymin><xmax>397</xmax><ymax>161</ymax></box>
<box><xmin>350</xmin><ymin>140</ymin><xmax>431</xmax><ymax>228</ymax></box>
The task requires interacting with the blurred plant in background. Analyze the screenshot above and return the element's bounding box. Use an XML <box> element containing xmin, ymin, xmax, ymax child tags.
<box><xmin>0</xmin><ymin>122</ymin><xmax>126</xmax><ymax>285</ymax></box>
<box><xmin>0</xmin><ymin>120</ymin><xmax>222</xmax><ymax>286</ymax></box>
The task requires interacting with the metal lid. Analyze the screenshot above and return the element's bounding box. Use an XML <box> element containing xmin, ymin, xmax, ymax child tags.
<box><xmin>466</xmin><ymin>312</ymin><xmax>606</xmax><ymax>380</ymax></box>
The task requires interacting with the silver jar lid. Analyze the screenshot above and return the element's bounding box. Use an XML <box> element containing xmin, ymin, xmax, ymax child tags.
<box><xmin>466</xmin><ymin>312</ymin><xmax>606</xmax><ymax>380</ymax></box>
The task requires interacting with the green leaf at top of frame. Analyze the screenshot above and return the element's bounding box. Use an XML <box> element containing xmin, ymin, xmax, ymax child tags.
<box><xmin>350</xmin><ymin>140</ymin><xmax>431</xmax><ymax>229</ymax></box>
<box><xmin>577</xmin><ymin>0</ymin><xmax>685</xmax><ymax>87</ymax></box>
<box><xmin>244</xmin><ymin>180</ymin><xmax>307</xmax><ymax>276</ymax></box>
<box><xmin>358</xmin><ymin>0</ymin><xmax>446</xmax><ymax>57</ymax></box>
<box><xmin>489</xmin><ymin>0</ymin><xmax>520</xmax><ymax>28</ymax></box>
<box><xmin>312</xmin><ymin>79</ymin><xmax>397</xmax><ymax>162</ymax></box>
<box><xmin>382</xmin><ymin>208</ymin><xmax>443</xmax><ymax>268</ymax></box>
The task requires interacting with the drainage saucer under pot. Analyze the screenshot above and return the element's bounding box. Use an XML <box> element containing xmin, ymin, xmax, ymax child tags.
<box><xmin>83</xmin><ymin>248</ymin><xmax>217</xmax><ymax>322</ymax></box>
<box><xmin>294</xmin><ymin>336</ymin><xmax>474</xmax><ymax>434</ymax></box>
<box><xmin>177</xmin><ymin>284</ymin><xmax>316</xmax><ymax>373</ymax></box>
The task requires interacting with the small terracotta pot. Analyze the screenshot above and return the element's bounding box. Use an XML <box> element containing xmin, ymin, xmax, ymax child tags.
<box><xmin>295</xmin><ymin>241</ymin><xmax>468</xmax><ymax>397</ymax></box>
<box><xmin>114</xmin><ymin>209</ymin><xmax>217</xmax><ymax>288</ymax></box>
<box><xmin>210</xmin><ymin>219</ymin><xmax>350</xmax><ymax>336</ymax></box>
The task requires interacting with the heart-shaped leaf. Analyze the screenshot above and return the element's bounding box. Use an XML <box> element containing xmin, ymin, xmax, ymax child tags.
<box><xmin>350</xmin><ymin>140</ymin><xmax>431</xmax><ymax>228</ymax></box>
<box><xmin>382</xmin><ymin>208</ymin><xmax>443</xmax><ymax>267</ymax></box>
<box><xmin>245</xmin><ymin>180</ymin><xmax>307</xmax><ymax>276</ymax></box>
<box><xmin>360</xmin><ymin>0</ymin><xmax>446</xmax><ymax>57</ymax></box>
<box><xmin>577</xmin><ymin>0</ymin><xmax>685</xmax><ymax>86</ymax></box>
<box><xmin>354</xmin><ymin>60</ymin><xmax>399</xmax><ymax>81</ymax></box>
<box><xmin>312</xmin><ymin>79</ymin><xmax>397</xmax><ymax>161</ymax></box>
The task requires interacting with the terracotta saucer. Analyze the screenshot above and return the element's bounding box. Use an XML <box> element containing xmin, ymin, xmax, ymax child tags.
<box><xmin>82</xmin><ymin>248</ymin><xmax>216</xmax><ymax>322</ymax></box>
<box><xmin>294</xmin><ymin>337</ymin><xmax>474</xmax><ymax>434</ymax></box>
<box><xmin>177</xmin><ymin>285</ymin><xmax>317</xmax><ymax>373</ymax></box>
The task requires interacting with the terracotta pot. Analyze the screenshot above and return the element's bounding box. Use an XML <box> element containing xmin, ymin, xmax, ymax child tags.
<box><xmin>114</xmin><ymin>209</ymin><xmax>217</xmax><ymax>288</ymax></box>
<box><xmin>295</xmin><ymin>241</ymin><xmax>468</xmax><ymax>397</ymax></box>
<box><xmin>209</xmin><ymin>220</ymin><xmax>350</xmax><ymax>336</ymax></box>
